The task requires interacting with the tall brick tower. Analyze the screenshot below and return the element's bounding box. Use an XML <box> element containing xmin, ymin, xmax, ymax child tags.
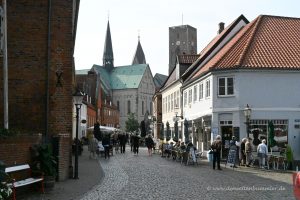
<box><xmin>169</xmin><ymin>25</ymin><xmax>197</xmax><ymax>75</ymax></box>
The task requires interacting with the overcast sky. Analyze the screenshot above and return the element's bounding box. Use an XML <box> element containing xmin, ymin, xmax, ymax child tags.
<box><xmin>74</xmin><ymin>0</ymin><xmax>299</xmax><ymax>76</ymax></box>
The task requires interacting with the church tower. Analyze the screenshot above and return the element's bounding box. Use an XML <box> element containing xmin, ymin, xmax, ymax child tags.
<box><xmin>103</xmin><ymin>21</ymin><xmax>114</xmax><ymax>71</ymax></box>
<box><xmin>132</xmin><ymin>36</ymin><xmax>146</xmax><ymax>65</ymax></box>
<box><xmin>169</xmin><ymin>25</ymin><xmax>197</xmax><ymax>75</ymax></box>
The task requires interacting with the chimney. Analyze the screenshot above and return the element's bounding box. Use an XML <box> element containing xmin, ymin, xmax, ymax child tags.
<box><xmin>218</xmin><ymin>22</ymin><xmax>225</xmax><ymax>34</ymax></box>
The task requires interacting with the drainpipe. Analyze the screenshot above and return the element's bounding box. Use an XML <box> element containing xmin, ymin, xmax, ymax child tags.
<box><xmin>45</xmin><ymin>0</ymin><xmax>52</xmax><ymax>144</ymax></box>
<box><xmin>3</xmin><ymin>0</ymin><xmax>8</xmax><ymax>129</ymax></box>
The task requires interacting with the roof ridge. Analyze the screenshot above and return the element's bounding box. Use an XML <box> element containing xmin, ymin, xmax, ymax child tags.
<box><xmin>207</xmin><ymin>17</ymin><xmax>256</xmax><ymax>70</ymax></box>
<box><xmin>236</xmin><ymin>15</ymin><xmax>264</xmax><ymax>67</ymax></box>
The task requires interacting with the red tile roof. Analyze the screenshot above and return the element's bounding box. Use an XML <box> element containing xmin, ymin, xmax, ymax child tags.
<box><xmin>182</xmin><ymin>14</ymin><xmax>249</xmax><ymax>81</ymax></box>
<box><xmin>192</xmin><ymin>15</ymin><xmax>300</xmax><ymax>79</ymax></box>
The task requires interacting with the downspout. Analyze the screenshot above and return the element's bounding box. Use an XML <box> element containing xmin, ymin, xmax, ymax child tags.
<box><xmin>45</xmin><ymin>0</ymin><xmax>52</xmax><ymax>144</ymax></box>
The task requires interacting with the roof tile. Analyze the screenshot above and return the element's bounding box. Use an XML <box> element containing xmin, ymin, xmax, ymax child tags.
<box><xmin>192</xmin><ymin>15</ymin><xmax>300</xmax><ymax>79</ymax></box>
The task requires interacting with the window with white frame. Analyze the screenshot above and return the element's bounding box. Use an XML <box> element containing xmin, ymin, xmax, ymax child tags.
<box><xmin>193</xmin><ymin>85</ymin><xmax>198</xmax><ymax>102</ymax></box>
<box><xmin>177</xmin><ymin>90</ymin><xmax>180</xmax><ymax>108</ymax></box>
<box><xmin>205</xmin><ymin>80</ymin><xmax>210</xmax><ymax>98</ymax></box>
<box><xmin>218</xmin><ymin>77</ymin><xmax>234</xmax><ymax>96</ymax></box>
<box><xmin>168</xmin><ymin>95</ymin><xmax>171</xmax><ymax>112</ymax></box>
<box><xmin>174</xmin><ymin>92</ymin><xmax>177</xmax><ymax>108</ymax></box>
<box><xmin>188</xmin><ymin>89</ymin><xmax>192</xmax><ymax>104</ymax></box>
<box><xmin>184</xmin><ymin>91</ymin><xmax>187</xmax><ymax>107</ymax></box>
<box><xmin>199</xmin><ymin>83</ymin><xmax>203</xmax><ymax>100</ymax></box>
<box><xmin>171</xmin><ymin>93</ymin><xmax>173</xmax><ymax>111</ymax></box>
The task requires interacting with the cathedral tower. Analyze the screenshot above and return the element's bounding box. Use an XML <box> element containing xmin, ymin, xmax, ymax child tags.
<box><xmin>103</xmin><ymin>21</ymin><xmax>114</xmax><ymax>71</ymax></box>
<box><xmin>132</xmin><ymin>36</ymin><xmax>146</xmax><ymax>65</ymax></box>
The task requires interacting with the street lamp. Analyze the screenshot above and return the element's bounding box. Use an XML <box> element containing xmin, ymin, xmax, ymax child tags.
<box><xmin>73</xmin><ymin>89</ymin><xmax>84</xmax><ymax>179</ymax></box>
<box><xmin>174</xmin><ymin>111</ymin><xmax>183</xmax><ymax>120</ymax></box>
<box><xmin>244</xmin><ymin>104</ymin><xmax>252</xmax><ymax>138</ymax></box>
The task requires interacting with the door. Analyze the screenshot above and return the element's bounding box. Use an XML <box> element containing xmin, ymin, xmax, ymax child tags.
<box><xmin>221</xmin><ymin>126</ymin><xmax>233</xmax><ymax>159</ymax></box>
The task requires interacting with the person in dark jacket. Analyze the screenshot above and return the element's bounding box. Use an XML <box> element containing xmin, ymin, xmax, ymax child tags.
<box><xmin>132</xmin><ymin>134</ymin><xmax>140</xmax><ymax>155</ymax></box>
<box><xmin>102</xmin><ymin>134</ymin><xmax>111</xmax><ymax>159</ymax></box>
<box><xmin>211</xmin><ymin>135</ymin><xmax>222</xmax><ymax>170</ymax></box>
<box><xmin>240</xmin><ymin>138</ymin><xmax>247</xmax><ymax>166</ymax></box>
<box><xmin>119</xmin><ymin>133</ymin><xmax>127</xmax><ymax>154</ymax></box>
<box><xmin>145</xmin><ymin>134</ymin><xmax>154</xmax><ymax>156</ymax></box>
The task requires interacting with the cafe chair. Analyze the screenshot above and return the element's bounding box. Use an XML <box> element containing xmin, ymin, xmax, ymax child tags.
<box><xmin>267</xmin><ymin>155</ymin><xmax>276</xmax><ymax>170</ymax></box>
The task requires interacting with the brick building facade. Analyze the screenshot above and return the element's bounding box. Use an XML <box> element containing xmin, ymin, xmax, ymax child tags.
<box><xmin>0</xmin><ymin>0</ymin><xmax>80</xmax><ymax>181</ymax></box>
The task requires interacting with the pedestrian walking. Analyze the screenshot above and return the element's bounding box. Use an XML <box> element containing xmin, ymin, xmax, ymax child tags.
<box><xmin>88</xmin><ymin>134</ymin><xmax>98</xmax><ymax>159</ymax></box>
<box><xmin>245</xmin><ymin>138</ymin><xmax>253</xmax><ymax>167</ymax></box>
<box><xmin>133</xmin><ymin>134</ymin><xmax>140</xmax><ymax>155</ymax></box>
<box><xmin>130</xmin><ymin>133</ymin><xmax>134</xmax><ymax>152</ymax></box>
<box><xmin>229</xmin><ymin>136</ymin><xmax>238</xmax><ymax>168</ymax></box>
<box><xmin>145</xmin><ymin>134</ymin><xmax>154</xmax><ymax>156</ymax></box>
<box><xmin>257</xmin><ymin>139</ymin><xmax>268</xmax><ymax>169</ymax></box>
<box><xmin>211</xmin><ymin>135</ymin><xmax>222</xmax><ymax>170</ymax></box>
<box><xmin>119</xmin><ymin>133</ymin><xmax>127</xmax><ymax>153</ymax></box>
<box><xmin>102</xmin><ymin>134</ymin><xmax>111</xmax><ymax>159</ymax></box>
<box><xmin>240</xmin><ymin>138</ymin><xmax>247</xmax><ymax>166</ymax></box>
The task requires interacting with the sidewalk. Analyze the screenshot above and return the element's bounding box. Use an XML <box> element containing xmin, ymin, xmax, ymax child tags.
<box><xmin>23</xmin><ymin>145</ymin><xmax>103</xmax><ymax>200</ymax></box>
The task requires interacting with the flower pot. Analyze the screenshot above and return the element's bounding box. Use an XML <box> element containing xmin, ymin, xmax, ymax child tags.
<box><xmin>44</xmin><ymin>175</ymin><xmax>55</xmax><ymax>189</ymax></box>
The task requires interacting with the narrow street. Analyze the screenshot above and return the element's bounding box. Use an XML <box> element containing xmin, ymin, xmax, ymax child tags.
<box><xmin>79</xmin><ymin>146</ymin><xmax>294</xmax><ymax>200</ymax></box>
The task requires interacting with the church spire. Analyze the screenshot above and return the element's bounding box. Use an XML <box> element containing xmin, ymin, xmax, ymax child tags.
<box><xmin>103</xmin><ymin>20</ymin><xmax>114</xmax><ymax>71</ymax></box>
<box><xmin>132</xmin><ymin>35</ymin><xmax>146</xmax><ymax>65</ymax></box>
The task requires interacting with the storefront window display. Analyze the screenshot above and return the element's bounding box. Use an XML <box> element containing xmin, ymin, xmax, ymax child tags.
<box><xmin>250</xmin><ymin>119</ymin><xmax>288</xmax><ymax>151</ymax></box>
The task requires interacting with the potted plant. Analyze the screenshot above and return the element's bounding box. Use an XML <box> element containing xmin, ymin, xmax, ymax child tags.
<box><xmin>0</xmin><ymin>161</ymin><xmax>12</xmax><ymax>200</ymax></box>
<box><xmin>31</xmin><ymin>144</ymin><xmax>57</xmax><ymax>189</ymax></box>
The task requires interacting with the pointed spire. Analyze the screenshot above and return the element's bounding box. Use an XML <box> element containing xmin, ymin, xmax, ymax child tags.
<box><xmin>132</xmin><ymin>35</ymin><xmax>146</xmax><ymax>65</ymax></box>
<box><xmin>103</xmin><ymin>20</ymin><xmax>114</xmax><ymax>71</ymax></box>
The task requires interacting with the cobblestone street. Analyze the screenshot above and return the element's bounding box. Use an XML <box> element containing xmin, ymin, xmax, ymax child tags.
<box><xmin>79</xmin><ymin>146</ymin><xmax>294</xmax><ymax>200</ymax></box>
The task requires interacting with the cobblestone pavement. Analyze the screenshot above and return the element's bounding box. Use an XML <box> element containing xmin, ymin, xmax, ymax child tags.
<box><xmin>80</xmin><ymin>146</ymin><xmax>295</xmax><ymax>200</ymax></box>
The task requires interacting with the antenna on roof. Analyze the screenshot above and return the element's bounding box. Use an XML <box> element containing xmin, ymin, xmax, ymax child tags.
<box><xmin>108</xmin><ymin>10</ymin><xmax>110</xmax><ymax>20</ymax></box>
<box><xmin>138</xmin><ymin>29</ymin><xmax>140</xmax><ymax>41</ymax></box>
<box><xmin>182</xmin><ymin>12</ymin><xmax>183</xmax><ymax>25</ymax></box>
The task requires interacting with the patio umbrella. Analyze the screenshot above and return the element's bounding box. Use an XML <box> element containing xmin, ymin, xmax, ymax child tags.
<box><xmin>184</xmin><ymin>119</ymin><xmax>189</xmax><ymax>144</ymax></box>
<box><xmin>174</xmin><ymin>121</ymin><xmax>178</xmax><ymax>142</ymax></box>
<box><xmin>166</xmin><ymin>121</ymin><xmax>170</xmax><ymax>141</ymax></box>
<box><xmin>268</xmin><ymin>121</ymin><xmax>276</xmax><ymax>152</ymax></box>
<box><xmin>160</xmin><ymin>123</ymin><xmax>164</xmax><ymax>140</ymax></box>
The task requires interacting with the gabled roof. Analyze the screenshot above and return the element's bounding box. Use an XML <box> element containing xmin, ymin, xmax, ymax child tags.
<box><xmin>92</xmin><ymin>65</ymin><xmax>112</xmax><ymax>91</ymax></box>
<box><xmin>92</xmin><ymin>64</ymin><xmax>148</xmax><ymax>90</ymax></box>
<box><xmin>191</xmin><ymin>15</ymin><xmax>300</xmax><ymax>80</ymax></box>
<box><xmin>161</xmin><ymin>54</ymin><xmax>199</xmax><ymax>91</ymax></box>
<box><xmin>181</xmin><ymin>14</ymin><xmax>249</xmax><ymax>82</ymax></box>
<box><xmin>153</xmin><ymin>73</ymin><xmax>168</xmax><ymax>89</ymax></box>
<box><xmin>132</xmin><ymin>39</ymin><xmax>146</xmax><ymax>65</ymax></box>
<box><xmin>110</xmin><ymin>64</ymin><xmax>148</xmax><ymax>89</ymax></box>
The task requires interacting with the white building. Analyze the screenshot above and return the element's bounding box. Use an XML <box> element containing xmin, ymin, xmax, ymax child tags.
<box><xmin>182</xmin><ymin>14</ymin><xmax>300</xmax><ymax>161</ymax></box>
<box><xmin>161</xmin><ymin>55</ymin><xmax>198</xmax><ymax>141</ymax></box>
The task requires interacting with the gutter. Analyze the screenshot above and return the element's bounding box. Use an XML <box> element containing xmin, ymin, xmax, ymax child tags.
<box><xmin>45</xmin><ymin>0</ymin><xmax>52</xmax><ymax>143</ymax></box>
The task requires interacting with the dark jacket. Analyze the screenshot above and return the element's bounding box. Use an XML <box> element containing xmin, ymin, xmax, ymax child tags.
<box><xmin>145</xmin><ymin>137</ymin><xmax>154</xmax><ymax>148</ymax></box>
<box><xmin>211</xmin><ymin>140</ymin><xmax>222</xmax><ymax>153</ymax></box>
<box><xmin>133</xmin><ymin>136</ymin><xmax>140</xmax><ymax>146</ymax></box>
<box><xmin>102</xmin><ymin>135</ymin><xmax>111</xmax><ymax>146</ymax></box>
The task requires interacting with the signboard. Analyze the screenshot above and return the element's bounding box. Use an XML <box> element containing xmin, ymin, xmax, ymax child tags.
<box><xmin>226</xmin><ymin>149</ymin><xmax>237</xmax><ymax>169</ymax></box>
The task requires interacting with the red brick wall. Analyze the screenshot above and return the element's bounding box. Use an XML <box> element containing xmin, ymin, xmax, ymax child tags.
<box><xmin>0</xmin><ymin>0</ymin><xmax>77</xmax><ymax>181</ymax></box>
<box><xmin>0</xmin><ymin>134</ymin><xmax>42</xmax><ymax>166</ymax></box>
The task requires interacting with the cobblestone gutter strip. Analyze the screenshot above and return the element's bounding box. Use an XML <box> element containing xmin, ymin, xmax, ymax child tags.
<box><xmin>80</xmin><ymin>157</ymin><xmax>129</xmax><ymax>200</ymax></box>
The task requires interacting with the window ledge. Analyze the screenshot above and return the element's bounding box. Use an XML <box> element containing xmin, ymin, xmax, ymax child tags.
<box><xmin>218</xmin><ymin>95</ymin><xmax>235</xmax><ymax>98</ymax></box>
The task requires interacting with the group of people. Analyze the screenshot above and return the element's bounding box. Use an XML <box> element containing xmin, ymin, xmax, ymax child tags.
<box><xmin>210</xmin><ymin>135</ymin><xmax>270</xmax><ymax>170</ymax></box>
<box><xmin>160</xmin><ymin>140</ymin><xmax>197</xmax><ymax>164</ymax></box>
<box><xmin>88</xmin><ymin>133</ymin><xmax>112</xmax><ymax>159</ymax></box>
